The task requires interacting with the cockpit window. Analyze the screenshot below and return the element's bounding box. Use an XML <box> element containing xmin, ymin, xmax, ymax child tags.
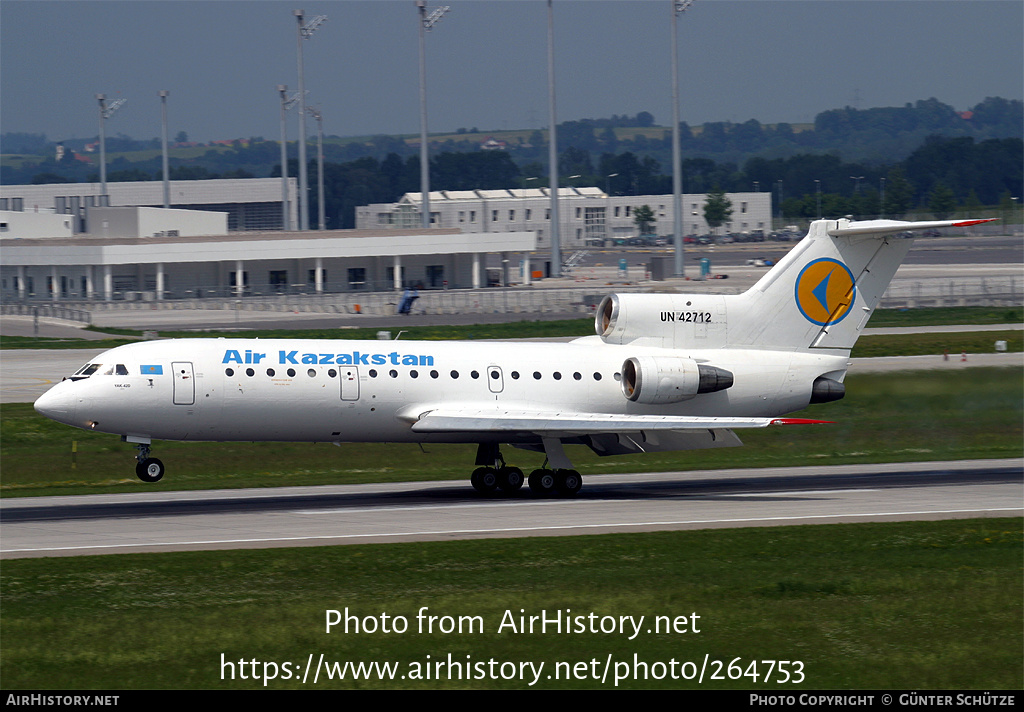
<box><xmin>71</xmin><ymin>364</ymin><xmax>102</xmax><ymax>379</ymax></box>
<box><xmin>102</xmin><ymin>364</ymin><xmax>129</xmax><ymax>376</ymax></box>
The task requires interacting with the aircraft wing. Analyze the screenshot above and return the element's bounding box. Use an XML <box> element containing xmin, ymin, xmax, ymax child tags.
<box><xmin>407</xmin><ymin>408</ymin><xmax>827</xmax><ymax>435</ymax></box>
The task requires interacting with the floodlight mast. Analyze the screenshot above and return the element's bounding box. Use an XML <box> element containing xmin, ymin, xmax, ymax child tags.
<box><xmin>671</xmin><ymin>0</ymin><xmax>695</xmax><ymax>278</ymax></box>
<box><xmin>294</xmin><ymin>9</ymin><xmax>327</xmax><ymax>231</ymax></box>
<box><xmin>417</xmin><ymin>1</ymin><xmax>450</xmax><ymax>230</ymax></box>
<box><xmin>307</xmin><ymin>106</ymin><xmax>326</xmax><ymax>231</ymax></box>
<box><xmin>278</xmin><ymin>85</ymin><xmax>299</xmax><ymax>231</ymax></box>
<box><xmin>547</xmin><ymin>0</ymin><xmax>560</xmax><ymax>277</ymax></box>
<box><xmin>159</xmin><ymin>91</ymin><xmax>170</xmax><ymax>209</ymax></box>
<box><xmin>96</xmin><ymin>94</ymin><xmax>125</xmax><ymax>202</ymax></box>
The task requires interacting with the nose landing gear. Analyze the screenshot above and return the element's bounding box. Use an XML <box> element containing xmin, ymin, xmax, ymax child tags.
<box><xmin>133</xmin><ymin>442</ymin><xmax>165</xmax><ymax>483</ymax></box>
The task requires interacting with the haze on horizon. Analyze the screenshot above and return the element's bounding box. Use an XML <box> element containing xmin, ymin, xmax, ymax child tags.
<box><xmin>1</xmin><ymin>1</ymin><xmax>1021</xmax><ymax>145</ymax></box>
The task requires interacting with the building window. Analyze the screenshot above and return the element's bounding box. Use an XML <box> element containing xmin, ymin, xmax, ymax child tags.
<box><xmin>509</xmin><ymin>210</ymin><xmax>515</xmax><ymax>221</ymax></box>
<box><xmin>741</xmin><ymin>202</ymin><xmax>748</xmax><ymax>213</ymax></box>
<box><xmin>525</xmin><ymin>209</ymin><xmax>532</xmax><ymax>221</ymax></box>
<box><xmin>470</xmin><ymin>210</ymin><xmax>476</xmax><ymax>223</ymax></box>
<box><xmin>458</xmin><ymin>211</ymin><xmax>465</xmax><ymax>223</ymax></box>
<box><xmin>348</xmin><ymin>267</ymin><xmax>366</xmax><ymax>290</ymax></box>
<box><xmin>625</xmin><ymin>206</ymin><xmax>631</xmax><ymax>217</ymax></box>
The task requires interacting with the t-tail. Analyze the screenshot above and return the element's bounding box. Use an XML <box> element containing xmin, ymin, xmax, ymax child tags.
<box><xmin>596</xmin><ymin>218</ymin><xmax>997</xmax><ymax>353</ymax></box>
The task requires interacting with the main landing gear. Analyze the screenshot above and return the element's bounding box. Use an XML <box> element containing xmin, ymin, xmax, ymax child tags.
<box><xmin>471</xmin><ymin>444</ymin><xmax>582</xmax><ymax>497</ymax></box>
<box><xmin>134</xmin><ymin>442</ymin><xmax>165</xmax><ymax>483</ymax></box>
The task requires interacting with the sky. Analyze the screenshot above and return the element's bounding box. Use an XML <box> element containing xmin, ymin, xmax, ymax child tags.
<box><xmin>1</xmin><ymin>0</ymin><xmax>1021</xmax><ymax>144</ymax></box>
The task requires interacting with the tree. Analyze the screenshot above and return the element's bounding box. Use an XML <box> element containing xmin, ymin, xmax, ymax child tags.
<box><xmin>928</xmin><ymin>182</ymin><xmax>956</xmax><ymax>219</ymax></box>
<box><xmin>633</xmin><ymin>204</ymin><xmax>655</xmax><ymax>235</ymax></box>
<box><xmin>703</xmin><ymin>187</ymin><xmax>733</xmax><ymax>233</ymax></box>
<box><xmin>882</xmin><ymin>166</ymin><xmax>914</xmax><ymax>218</ymax></box>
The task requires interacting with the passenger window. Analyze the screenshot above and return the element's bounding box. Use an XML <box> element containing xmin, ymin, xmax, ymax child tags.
<box><xmin>267</xmin><ymin>368</ymin><xmax>276</xmax><ymax>377</ymax></box>
<box><xmin>307</xmin><ymin>369</ymin><xmax>316</xmax><ymax>378</ymax></box>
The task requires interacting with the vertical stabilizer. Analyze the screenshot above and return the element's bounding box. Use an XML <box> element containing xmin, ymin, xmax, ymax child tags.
<box><xmin>725</xmin><ymin>218</ymin><xmax>996</xmax><ymax>352</ymax></box>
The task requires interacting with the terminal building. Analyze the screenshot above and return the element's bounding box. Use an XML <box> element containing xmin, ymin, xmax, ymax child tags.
<box><xmin>356</xmin><ymin>188</ymin><xmax>772</xmax><ymax>248</ymax></box>
<box><xmin>1</xmin><ymin>177</ymin><xmax>767</xmax><ymax>302</ymax></box>
<box><xmin>1</xmin><ymin>227</ymin><xmax>536</xmax><ymax>301</ymax></box>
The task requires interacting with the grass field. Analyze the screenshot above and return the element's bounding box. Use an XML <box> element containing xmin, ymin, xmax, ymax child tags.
<box><xmin>1</xmin><ymin>518</ymin><xmax>1020</xmax><ymax>689</ymax></box>
<box><xmin>2</xmin><ymin>368</ymin><xmax>1020</xmax><ymax>497</ymax></box>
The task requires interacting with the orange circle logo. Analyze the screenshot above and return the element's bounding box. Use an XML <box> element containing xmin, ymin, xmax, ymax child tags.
<box><xmin>794</xmin><ymin>259</ymin><xmax>856</xmax><ymax>326</ymax></box>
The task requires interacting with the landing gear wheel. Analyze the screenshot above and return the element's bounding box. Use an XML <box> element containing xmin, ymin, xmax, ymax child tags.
<box><xmin>497</xmin><ymin>466</ymin><xmax>524</xmax><ymax>493</ymax></box>
<box><xmin>555</xmin><ymin>469</ymin><xmax>582</xmax><ymax>496</ymax></box>
<box><xmin>136</xmin><ymin>457</ymin><xmax>165</xmax><ymax>483</ymax></box>
<box><xmin>471</xmin><ymin>466</ymin><xmax>498</xmax><ymax>494</ymax></box>
<box><xmin>529</xmin><ymin>468</ymin><xmax>556</xmax><ymax>496</ymax></box>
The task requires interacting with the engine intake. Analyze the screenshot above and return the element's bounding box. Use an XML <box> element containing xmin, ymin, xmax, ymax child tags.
<box><xmin>622</xmin><ymin>356</ymin><xmax>733</xmax><ymax>404</ymax></box>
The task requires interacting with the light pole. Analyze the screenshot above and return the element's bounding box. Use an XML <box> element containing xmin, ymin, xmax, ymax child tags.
<box><xmin>159</xmin><ymin>91</ymin><xmax>170</xmax><ymax>209</ymax></box>
<box><xmin>307</xmin><ymin>106</ymin><xmax>326</xmax><ymax>230</ymax></box>
<box><xmin>278</xmin><ymin>85</ymin><xmax>299</xmax><ymax>231</ymax></box>
<box><xmin>776</xmin><ymin>180</ymin><xmax>783</xmax><ymax>223</ymax></box>
<box><xmin>294</xmin><ymin>9</ymin><xmax>326</xmax><ymax>231</ymax></box>
<box><xmin>417</xmin><ymin>1</ymin><xmax>449</xmax><ymax>230</ymax></box>
<box><xmin>880</xmin><ymin>177</ymin><xmax>886</xmax><ymax>219</ymax></box>
<box><xmin>670</xmin><ymin>0</ymin><xmax>694</xmax><ymax>277</ymax></box>
<box><xmin>814</xmin><ymin>179</ymin><xmax>821</xmax><ymax>219</ymax></box>
<box><xmin>95</xmin><ymin>93</ymin><xmax>125</xmax><ymax>203</ymax></box>
<box><xmin>547</xmin><ymin>0</ymin><xmax>561</xmax><ymax>276</ymax></box>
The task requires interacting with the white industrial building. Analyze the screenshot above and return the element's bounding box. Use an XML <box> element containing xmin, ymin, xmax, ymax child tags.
<box><xmin>356</xmin><ymin>188</ymin><xmax>773</xmax><ymax>248</ymax></box>
<box><xmin>0</xmin><ymin>178</ymin><xmax>297</xmax><ymax>233</ymax></box>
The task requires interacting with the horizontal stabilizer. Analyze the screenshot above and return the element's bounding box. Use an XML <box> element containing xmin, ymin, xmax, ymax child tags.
<box><xmin>827</xmin><ymin>218</ymin><xmax>997</xmax><ymax>239</ymax></box>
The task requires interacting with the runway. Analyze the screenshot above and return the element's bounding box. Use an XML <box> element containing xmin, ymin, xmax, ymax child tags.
<box><xmin>2</xmin><ymin>458</ymin><xmax>1020</xmax><ymax>559</ymax></box>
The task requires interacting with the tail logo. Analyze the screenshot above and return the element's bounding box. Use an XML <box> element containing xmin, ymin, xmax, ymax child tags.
<box><xmin>795</xmin><ymin>258</ymin><xmax>857</xmax><ymax>326</ymax></box>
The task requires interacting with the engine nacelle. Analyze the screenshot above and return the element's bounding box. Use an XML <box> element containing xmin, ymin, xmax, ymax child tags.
<box><xmin>621</xmin><ymin>356</ymin><xmax>734</xmax><ymax>404</ymax></box>
<box><xmin>596</xmin><ymin>293</ymin><xmax>728</xmax><ymax>348</ymax></box>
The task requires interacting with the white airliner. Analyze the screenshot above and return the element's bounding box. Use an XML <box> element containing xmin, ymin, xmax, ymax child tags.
<box><xmin>34</xmin><ymin>217</ymin><xmax>994</xmax><ymax>496</ymax></box>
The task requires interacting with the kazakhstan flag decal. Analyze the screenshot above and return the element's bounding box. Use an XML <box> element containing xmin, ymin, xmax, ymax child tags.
<box><xmin>794</xmin><ymin>258</ymin><xmax>857</xmax><ymax>326</ymax></box>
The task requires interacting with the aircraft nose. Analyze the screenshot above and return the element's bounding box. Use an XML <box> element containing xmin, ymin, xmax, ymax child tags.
<box><xmin>34</xmin><ymin>384</ymin><xmax>77</xmax><ymax>424</ymax></box>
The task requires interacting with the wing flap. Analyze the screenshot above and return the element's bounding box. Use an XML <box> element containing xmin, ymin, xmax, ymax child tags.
<box><xmin>409</xmin><ymin>409</ymin><xmax>828</xmax><ymax>435</ymax></box>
